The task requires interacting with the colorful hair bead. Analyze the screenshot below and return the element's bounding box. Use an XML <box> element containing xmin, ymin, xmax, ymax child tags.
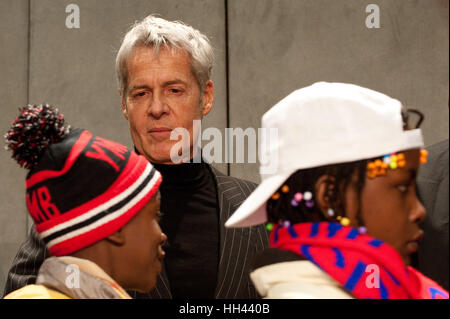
<box><xmin>327</xmin><ymin>208</ymin><xmax>335</xmax><ymax>217</ymax></box>
<box><xmin>303</xmin><ymin>192</ymin><xmax>313</xmax><ymax>201</ymax></box>
<box><xmin>271</xmin><ymin>192</ymin><xmax>280</xmax><ymax>200</ymax></box>
<box><xmin>305</xmin><ymin>200</ymin><xmax>314</xmax><ymax>208</ymax></box>
<box><xmin>367</xmin><ymin>152</ymin><xmax>407</xmax><ymax>178</ymax></box>
<box><xmin>358</xmin><ymin>226</ymin><xmax>368</xmax><ymax>234</ymax></box>
<box><xmin>283</xmin><ymin>220</ymin><xmax>291</xmax><ymax>228</ymax></box>
<box><xmin>420</xmin><ymin>149</ymin><xmax>428</xmax><ymax>164</ymax></box>
<box><xmin>389</xmin><ymin>161</ymin><xmax>398</xmax><ymax>170</ymax></box>
<box><xmin>291</xmin><ymin>191</ymin><xmax>314</xmax><ymax>209</ymax></box>
<box><xmin>266</xmin><ymin>223</ymin><xmax>274</xmax><ymax>231</ymax></box>
<box><xmin>367</xmin><ymin>162</ymin><xmax>377</xmax><ymax>178</ymax></box>
<box><xmin>281</xmin><ymin>185</ymin><xmax>290</xmax><ymax>193</ymax></box>
<box><xmin>397</xmin><ymin>153</ymin><xmax>406</xmax><ymax>168</ymax></box>
<box><xmin>380</xmin><ymin>163</ymin><xmax>388</xmax><ymax>175</ymax></box>
<box><xmin>294</xmin><ymin>192</ymin><xmax>303</xmax><ymax>202</ymax></box>
<box><xmin>340</xmin><ymin>217</ymin><xmax>350</xmax><ymax>226</ymax></box>
<box><xmin>375</xmin><ymin>159</ymin><xmax>383</xmax><ymax>168</ymax></box>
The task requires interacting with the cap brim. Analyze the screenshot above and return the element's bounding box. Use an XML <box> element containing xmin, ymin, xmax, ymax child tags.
<box><xmin>225</xmin><ymin>172</ymin><xmax>292</xmax><ymax>228</ymax></box>
<box><xmin>226</xmin><ymin>129</ymin><xmax>423</xmax><ymax>229</ymax></box>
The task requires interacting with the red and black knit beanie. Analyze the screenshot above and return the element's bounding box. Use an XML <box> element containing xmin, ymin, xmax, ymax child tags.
<box><xmin>5</xmin><ymin>104</ymin><xmax>162</xmax><ymax>256</ymax></box>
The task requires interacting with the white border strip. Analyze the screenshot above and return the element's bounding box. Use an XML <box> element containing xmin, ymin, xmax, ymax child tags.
<box><xmin>40</xmin><ymin>163</ymin><xmax>153</xmax><ymax>239</ymax></box>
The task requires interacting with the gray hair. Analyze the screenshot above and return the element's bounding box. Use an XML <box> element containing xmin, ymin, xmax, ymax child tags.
<box><xmin>116</xmin><ymin>15</ymin><xmax>214</xmax><ymax>97</ymax></box>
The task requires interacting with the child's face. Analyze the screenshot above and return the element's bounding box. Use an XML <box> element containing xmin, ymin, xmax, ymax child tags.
<box><xmin>119</xmin><ymin>191</ymin><xmax>166</xmax><ymax>292</ymax></box>
<box><xmin>349</xmin><ymin>149</ymin><xmax>426</xmax><ymax>266</ymax></box>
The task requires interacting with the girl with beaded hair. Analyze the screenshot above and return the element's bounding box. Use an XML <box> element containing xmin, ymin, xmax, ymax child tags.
<box><xmin>225</xmin><ymin>82</ymin><xmax>448</xmax><ymax>299</ymax></box>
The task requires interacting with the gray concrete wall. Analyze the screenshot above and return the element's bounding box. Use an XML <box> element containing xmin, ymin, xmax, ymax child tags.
<box><xmin>0</xmin><ymin>0</ymin><xmax>29</xmax><ymax>294</ymax></box>
<box><xmin>1</xmin><ymin>0</ymin><xmax>448</xmax><ymax>293</ymax></box>
<box><xmin>228</xmin><ymin>0</ymin><xmax>449</xmax><ymax>182</ymax></box>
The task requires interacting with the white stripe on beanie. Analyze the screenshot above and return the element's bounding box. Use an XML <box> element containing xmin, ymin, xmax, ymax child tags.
<box><xmin>41</xmin><ymin>163</ymin><xmax>159</xmax><ymax>247</ymax></box>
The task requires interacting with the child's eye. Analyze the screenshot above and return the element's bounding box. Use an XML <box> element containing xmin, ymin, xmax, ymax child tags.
<box><xmin>397</xmin><ymin>183</ymin><xmax>413</xmax><ymax>193</ymax></box>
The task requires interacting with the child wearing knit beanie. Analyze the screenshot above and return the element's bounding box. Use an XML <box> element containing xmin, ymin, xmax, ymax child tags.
<box><xmin>3</xmin><ymin>104</ymin><xmax>166</xmax><ymax>299</ymax></box>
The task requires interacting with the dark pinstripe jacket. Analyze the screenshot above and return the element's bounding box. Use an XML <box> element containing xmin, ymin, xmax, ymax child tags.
<box><xmin>3</xmin><ymin>167</ymin><xmax>269</xmax><ymax>299</ymax></box>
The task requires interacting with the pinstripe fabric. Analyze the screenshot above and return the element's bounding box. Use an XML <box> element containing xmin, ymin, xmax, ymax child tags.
<box><xmin>3</xmin><ymin>166</ymin><xmax>269</xmax><ymax>299</ymax></box>
<box><xmin>3</xmin><ymin>225</ymin><xmax>49</xmax><ymax>297</ymax></box>
<box><xmin>211</xmin><ymin>168</ymin><xmax>269</xmax><ymax>299</ymax></box>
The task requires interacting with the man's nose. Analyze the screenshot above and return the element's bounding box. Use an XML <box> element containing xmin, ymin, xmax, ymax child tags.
<box><xmin>147</xmin><ymin>92</ymin><xmax>169</xmax><ymax>119</ymax></box>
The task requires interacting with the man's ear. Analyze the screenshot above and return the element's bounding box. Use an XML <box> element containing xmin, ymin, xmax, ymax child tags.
<box><xmin>106</xmin><ymin>228</ymin><xmax>126</xmax><ymax>246</ymax></box>
<box><xmin>314</xmin><ymin>175</ymin><xmax>337</xmax><ymax>220</ymax></box>
<box><xmin>201</xmin><ymin>80</ymin><xmax>214</xmax><ymax>116</ymax></box>
<box><xmin>120</xmin><ymin>89</ymin><xmax>129</xmax><ymax>120</ymax></box>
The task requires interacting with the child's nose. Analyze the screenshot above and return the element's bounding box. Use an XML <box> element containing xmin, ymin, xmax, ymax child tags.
<box><xmin>410</xmin><ymin>198</ymin><xmax>426</xmax><ymax>224</ymax></box>
<box><xmin>160</xmin><ymin>232</ymin><xmax>168</xmax><ymax>246</ymax></box>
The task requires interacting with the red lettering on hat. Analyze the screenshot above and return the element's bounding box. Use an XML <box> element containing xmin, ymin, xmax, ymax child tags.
<box><xmin>26</xmin><ymin>186</ymin><xmax>60</xmax><ymax>222</ymax></box>
<box><xmin>85</xmin><ymin>137</ymin><xmax>128</xmax><ymax>172</ymax></box>
<box><xmin>26</xmin><ymin>192</ymin><xmax>44</xmax><ymax>223</ymax></box>
<box><xmin>38</xmin><ymin>186</ymin><xmax>61</xmax><ymax>219</ymax></box>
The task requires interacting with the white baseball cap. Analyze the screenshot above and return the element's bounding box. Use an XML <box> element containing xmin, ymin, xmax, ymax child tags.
<box><xmin>225</xmin><ymin>82</ymin><xmax>424</xmax><ymax>228</ymax></box>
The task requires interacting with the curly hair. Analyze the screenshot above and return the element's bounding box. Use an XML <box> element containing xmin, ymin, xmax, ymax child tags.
<box><xmin>266</xmin><ymin>160</ymin><xmax>367</xmax><ymax>225</ymax></box>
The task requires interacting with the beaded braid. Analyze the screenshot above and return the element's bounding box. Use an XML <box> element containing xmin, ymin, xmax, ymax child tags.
<box><xmin>266</xmin><ymin>160</ymin><xmax>368</xmax><ymax>226</ymax></box>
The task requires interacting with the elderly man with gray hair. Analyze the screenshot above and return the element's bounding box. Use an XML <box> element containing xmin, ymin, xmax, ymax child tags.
<box><xmin>3</xmin><ymin>15</ymin><xmax>268</xmax><ymax>299</ymax></box>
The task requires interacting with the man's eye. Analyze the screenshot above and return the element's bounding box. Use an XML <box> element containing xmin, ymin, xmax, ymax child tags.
<box><xmin>135</xmin><ymin>92</ymin><xmax>147</xmax><ymax>97</ymax></box>
<box><xmin>169</xmin><ymin>88</ymin><xmax>183</xmax><ymax>94</ymax></box>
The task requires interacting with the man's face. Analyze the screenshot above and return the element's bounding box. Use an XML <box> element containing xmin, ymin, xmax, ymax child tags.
<box><xmin>121</xmin><ymin>46</ymin><xmax>213</xmax><ymax>164</ymax></box>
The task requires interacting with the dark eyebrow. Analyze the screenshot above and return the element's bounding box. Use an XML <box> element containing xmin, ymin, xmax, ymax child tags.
<box><xmin>129</xmin><ymin>85</ymin><xmax>151</xmax><ymax>92</ymax></box>
<box><xmin>163</xmin><ymin>79</ymin><xmax>187</xmax><ymax>87</ymax></box>
<box><xmin>129</xmin><ymin>80</ymin><xmax>187</xmax><ymax>93</ymax></box>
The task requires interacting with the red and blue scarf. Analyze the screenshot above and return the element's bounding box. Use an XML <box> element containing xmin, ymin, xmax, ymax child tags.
<box><xmin>269</xmin><ymin>222</ymin><xmax>449</xmax><ymax>299</ymax></box>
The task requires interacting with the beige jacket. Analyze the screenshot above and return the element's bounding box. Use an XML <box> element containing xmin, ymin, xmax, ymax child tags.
<box><xmin>250</xmin><ymin>260</ymin><xmax>354</xmax><ymax>299</ymax></box>
<box><xmin>4</xmin><ymin>256</ymin><xmax>131</xmax><ymax>299</ymax></box>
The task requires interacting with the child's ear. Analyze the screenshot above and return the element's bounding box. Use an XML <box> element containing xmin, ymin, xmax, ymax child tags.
<box><xmin>106</xmin><ymin>229</ymin><xmax>126</xmax><ymax>246</ymax></box>
<box><xmin>314</xmin><ymin>175</ymin><xmax>337</xmax><ymax>220</ymax></box>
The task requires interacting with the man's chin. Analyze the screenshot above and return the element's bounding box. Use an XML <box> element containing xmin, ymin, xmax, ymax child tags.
<box><xmin>142</xmin><ymin>143</ymin><xmax>192</xmax><ymax>164</ymax></box>
<box><xmin>140</xmin><ymin>144</ymin><xmax>174</xmax><ymax>164</ymax></box>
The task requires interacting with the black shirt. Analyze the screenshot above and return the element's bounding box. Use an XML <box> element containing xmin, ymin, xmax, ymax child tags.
<box><xmin>154</xmin><ymin>161</ymin><xmax>220</xmax><ymax>299</ymax></box>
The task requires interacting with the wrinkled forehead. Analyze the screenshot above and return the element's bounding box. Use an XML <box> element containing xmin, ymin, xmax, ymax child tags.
<box><xmin>124</xmin><ymin>45</ymin><xmax>198</xmax><ymax>88</ymax></box>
